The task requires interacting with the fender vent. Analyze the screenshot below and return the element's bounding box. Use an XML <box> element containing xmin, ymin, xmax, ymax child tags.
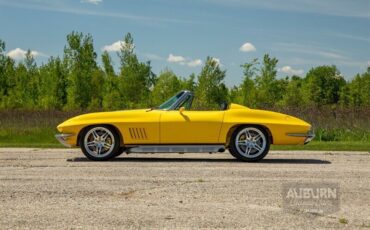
<box><xmin>129</xmin><ymin>128</ymin><xmax>148</xmax><ymax>139</ymax></box>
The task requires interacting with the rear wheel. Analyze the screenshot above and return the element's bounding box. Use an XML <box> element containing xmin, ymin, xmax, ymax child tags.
<box><xmin>80</xmin><ymin>126</ymin><xmax>120</xmax><ymax>161</ymax></box>
<box><xmin>229</xmin><ymin>126</ymin><xmax>270</xmax><ymax>162</ymax></box>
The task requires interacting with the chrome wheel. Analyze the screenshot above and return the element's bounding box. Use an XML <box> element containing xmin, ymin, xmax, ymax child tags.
<box><xmin>83</xmin><ymin>127</ymin><xmax>115</xmax><ymax>158</ymax></box>
<box><xmin>235</xmin><ymin>127</ymin><xmax>267</xmax><ymax>158</ymax></box>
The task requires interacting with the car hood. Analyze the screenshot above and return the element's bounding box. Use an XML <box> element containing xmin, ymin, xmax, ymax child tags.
<box><xmin>57</xmin><ymin>109</ymin><xmax>147</xmax><ymax>132</ymax></box>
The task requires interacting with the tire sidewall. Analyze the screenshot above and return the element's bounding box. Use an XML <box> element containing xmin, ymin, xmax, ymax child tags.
<box><xmin>79</xmin><ymin>125</ymin><xmax>121</xmax><ymax>161</ymax></box>
<box><xmin>229</xmin><ymin>125</ymin><xmax>270</xmax><ymax>162</ymax></box>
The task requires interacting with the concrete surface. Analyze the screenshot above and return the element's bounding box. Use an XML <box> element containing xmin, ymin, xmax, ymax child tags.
<box><xmin>0</xmin><ymin>148</ymin><xmax>369</xmax><ymax>229</ymax></box>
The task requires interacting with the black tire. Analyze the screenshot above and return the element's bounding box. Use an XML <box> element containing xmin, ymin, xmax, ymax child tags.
<box><xmin>79</xmin><ymin>125</ymin><xmax>121</xmax><ymax>161</ymax></box>
<box><xmin>114</xmin><ymin>147</ymin><xmax>126</xmax><ymax>157</ymax></box>
<box><xmin>229</xmin><ymin>125</ymin><xmax>270</xmax><ymax>162</ymax></box>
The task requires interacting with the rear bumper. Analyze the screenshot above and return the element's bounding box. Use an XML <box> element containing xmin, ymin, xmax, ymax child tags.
<box><xmin>55</xmin><ymin>134</ymin><xmax>73</xmax><ymax>147</ymax></box>
<box><xmin>304</xmin><ymin>129</ymin><xmax>315</xmax><ymax>144</ymax></box>
<box><xmin>287</xmin><ymin>129</ymin><xmax>315</xmax><ymax>145</ymax></box>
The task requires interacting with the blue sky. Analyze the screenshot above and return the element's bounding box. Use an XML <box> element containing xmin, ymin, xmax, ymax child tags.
<box><xmin>0</xmin><ymin>0</ymin><xmax>369</xmax><ymax>86</ymax></box>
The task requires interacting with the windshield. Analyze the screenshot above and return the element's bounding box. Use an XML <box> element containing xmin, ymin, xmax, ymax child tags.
<box><xmin>157</xmin><ymin>91</ymin><xmax>184</xmax><ymax>110</ymax></box>
<box><xmin>177</xmin><ymin>94</ymin><xmax>193</xmax><ymax>110</ymax></box>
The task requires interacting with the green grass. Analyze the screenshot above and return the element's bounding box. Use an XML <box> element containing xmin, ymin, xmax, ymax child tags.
<box><xmin>0</xmin><ymin>127</ymin><xmax>63</xmax><ymax>148</ymax></box>
<box><xmin>314</xmin><ymin>128</ymin><xmax>369</xmax><ymax>142</ymax></box>
<box><xmin>272</xmin><ymin>141</ymin><xmax>370</xmax><ymax>151</ymax></box>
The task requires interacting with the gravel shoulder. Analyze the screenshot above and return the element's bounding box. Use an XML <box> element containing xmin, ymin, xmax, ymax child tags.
<box><xmin>1</xmin><ymin>148</ymin><xmax>370</xmax><ymax>229</ymax></box>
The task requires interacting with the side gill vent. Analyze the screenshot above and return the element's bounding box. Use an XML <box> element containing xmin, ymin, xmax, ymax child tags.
<box><xmin>129</xmin><ymin>128</ymin><xmax>148</xmax><ymax>139</ymax></box>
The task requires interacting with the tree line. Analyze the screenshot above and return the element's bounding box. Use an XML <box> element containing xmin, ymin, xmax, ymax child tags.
<box><xmin>0</xmin><ymin>32</ymin><xmax>369</xmax><ymax>111</ymax></box>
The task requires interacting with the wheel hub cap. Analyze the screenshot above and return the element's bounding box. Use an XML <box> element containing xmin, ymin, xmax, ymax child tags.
<box><xmin>235</xmin><ymin>127</ymin><xmax>266</xmax><ymax>158</ymax></box>
<box><xmin>84</xmin><ymin>127</ymin><xmax>115</xmax><ymax>158</ymax></box>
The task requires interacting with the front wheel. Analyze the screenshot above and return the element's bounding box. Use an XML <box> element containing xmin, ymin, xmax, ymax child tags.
<box><xmin>229</xmin><ymin>126</ymin><xmax>270</xmax><ymax>162</ymax></box>
<box><xmin>80</xmin><ymin>126</ymin><xmax>120</xmax><ymax>161</ymax></box>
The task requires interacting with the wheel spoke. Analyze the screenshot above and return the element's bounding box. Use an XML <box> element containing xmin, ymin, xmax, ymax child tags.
<box><xmin>254</xmin><ymin>143</ymin><xmax>262</xmax><ymax>151</ymax></box>
<box><xmin>237</xmin><ymin>140</ymin><xmax>247</xmax><ymax>146</ymax></box>
<box><xmin>244</xmin><ymin>146</ymin><xmax>252</xmax><ymax>155</ymax></box>
<box><xmin>245</xmin><ymin>130</ymin><xmax>251</xmax><ymax>140</ymax></box>
<box><xmin>92</xmin><ymin>130</ymin><xmax>99</xmax><ymax>140</ymax></box>
<box><xmin>97</xmin><ymin>146</ymin><xmax>102</xmax><ymax>155</ymax></box>
<box><xmin>87</xmin><ymin>141</ymin><xmax>95</xmax><ymax>147</ymax></box>
<box><xmin>101</xmin><ymin>132</ymin><xmax>109</xmax><ymax>140</ymax></box>
<box><xmin>92</xmin><ymin>146</ymin><xmax>98</xmax><ymax>154</ymax></box>
<box><xmin>253</xmin><ymin>134</ymin><xmax>261</xmax><ymax>142</ymax></box>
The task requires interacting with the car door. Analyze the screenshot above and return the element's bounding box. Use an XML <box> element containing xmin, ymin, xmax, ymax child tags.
<box><xmin>115</xmin><ymin>109</ymin><xmax>162</xmax><ymax>144</ymax></box>
<box><xmin>160</xmin><ymin>110</ymin><xmax>225</xmax><ymax>144</ymax></box>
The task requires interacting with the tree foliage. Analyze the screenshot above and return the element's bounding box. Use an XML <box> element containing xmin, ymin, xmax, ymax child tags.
<box><xmin>64</xmin><ymin>32</ymin><xmax>99</xmax><ymax>109</ymax></box>
<box><xmin>118</xmin><ymin>33</ymin><xmax>155</xmax><ymax>108</ymax></box>
<box><xmin>151</xmin><ymin>69</ymin><xmax>182</xmax><ymax>106</ymax></box>
<box><xmin>193</xmin><ymin>57</ymin><xmax>228</xmax><ymax>110</ymax></box>
<box><xmin>101</xmin><ymin>51</ymin><xmax>121</xmax><ymax>110</ymax></box>
<box><xmin>0</xmin><ymin>33</ymin><xmax>369</xmax><ymax>111</ymax></box>
<box><xmin>39</xmin><ymin>57</ymin><xmax>67</xmax><ymax>109</ymax></box>
<box><xmin>303</xmin><ymin>65</ymin><xmax>345</xmax><ymax>106</ymax></box>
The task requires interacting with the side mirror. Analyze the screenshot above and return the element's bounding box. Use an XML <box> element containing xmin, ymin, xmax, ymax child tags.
<box><xmin>179</xmin><ymin>107</ymin><xmax>185</xmax><ymax>113</ymax></box>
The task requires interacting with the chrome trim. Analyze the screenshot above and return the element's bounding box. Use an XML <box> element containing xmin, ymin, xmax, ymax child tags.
<box><xmin>55</xmin><ymin>133</ymin><xmax>73</xmax><ymax>147</ymax></box>
<box><xmin>167</xmin><ymin>90</ymin><xmax>193</xmax><ymax>110</ymax></box>
<box><xmin>286</xmin><ymin>129</ymin><xmax>315</xmax><ymax>145</ymax></box>
<box><xmin>304</xmin><ymin>129</ymin><xmax>315</xmax><ymax>144</ymax></box>
<box><xmin>127</xmin><ymin>145</ymin><xmax>225</xmax><ymax>153</ymax></box>
<box><xmin>286</xmin><ymin>133</ymin><xmax>308</xmax><ymax>137</ymax></box>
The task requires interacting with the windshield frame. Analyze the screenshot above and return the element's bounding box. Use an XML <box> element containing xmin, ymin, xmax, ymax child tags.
<box><xmin>156</xmin><ymin>90</ymin><xmax>193</xmax><ymax>110</ymax></box>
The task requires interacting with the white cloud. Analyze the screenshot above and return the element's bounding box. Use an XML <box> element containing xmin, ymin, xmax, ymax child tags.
<box><xmin>367</xmin><ymin>61</ymin><xmax>370</xmax><ymax>66</ymax></box>
<box><xmin>211</xmin><ymin>57</ymin><xmax>223</xmax><ymax>66</ymax></box>
<box><xmin>239</xmin><ymin>42</ymin><xmax>256</xmax><ymax>52</ymax></box>
<box><xmin>166</xmin><ymin>54</ymin><xmax>203</xmax><ymax>68</ymax></box>
<box><xmin>167</xmin><ymin>54</ymin><xmax>186</xmax><ymax>63</ymax></box>
<box><xmin>187</xmin><ymin>59</ymin><xmax>202</xmax><ymax>67</ymax></box>
<box><xmin>278</xmin><ymin>66</ymin><xmax>304</xmax><ymax>75</ymax></box>
<box><xmin>7</xmin><ymin>48</ymin><xmax>46</xmax><ymax>60</ymax></box>
<box><xmin>102</xmin><ymin>40</ymin><xmax>125</xmax><ymax>52</ymax></box>
<box><xmin>81</xmin><ymin>0</ymin><xmax>103</xmax><ymax>5</ymax></box>
<box><xmin>144</xmin><ymin>53</ymin><xmax>163</xmax><ymax>61</ymax></box>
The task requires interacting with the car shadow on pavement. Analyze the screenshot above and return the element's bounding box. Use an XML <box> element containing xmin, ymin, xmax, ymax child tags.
<box><xmin>67</xmin><ymin>157</ymin><xmax>331</xmax><ymax>164</ymax></box>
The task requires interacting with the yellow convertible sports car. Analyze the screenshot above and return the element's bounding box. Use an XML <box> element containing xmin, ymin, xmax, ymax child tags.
<box><xmin>56</xmin><ymin>90</ymin><xmax>314</xmax><ymax>162</ymax></box>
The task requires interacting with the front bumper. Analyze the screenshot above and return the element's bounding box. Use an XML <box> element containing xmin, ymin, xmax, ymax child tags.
<box><xmin>55</xmin><ymin>134</ymin><xmax>73</xmax><ymax>147</ymax></box>
<box><xmin>287</xmin><ymin>129</ymin><xmax>315</xmax><ymax>145</ymax></box>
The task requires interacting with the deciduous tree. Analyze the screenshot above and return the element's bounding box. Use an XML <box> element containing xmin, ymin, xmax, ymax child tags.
<box><xmin>64</xmin><ymin>31</ymin><xmax>98</xmax><ymax>109</ymax></box>
<box><xmin>118</xmin><ymin>33</ymin><xmax>155</xmax><ymax>108</ymax></box>
<box><xmin>151</xmin><ymin>69</ymin><xmax>181</xmax><ymax>106</ymax></box>
<box><xmin>193</xmin><ymin>57</ymin><xmax>228</xmax><ymax>110</ymax></box>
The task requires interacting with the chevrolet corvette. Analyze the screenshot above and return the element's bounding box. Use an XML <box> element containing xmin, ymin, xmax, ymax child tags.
<box><xmin>56</xmin><ymin>90</ymin><xmax>314</xmax><ymax>161</ymax></box>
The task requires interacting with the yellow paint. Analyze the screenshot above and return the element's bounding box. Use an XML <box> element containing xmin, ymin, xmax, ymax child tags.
<box><xmin>219</xmin><ymin>103</ymin><xmax>311</xmax><ymax>145</ymax></box>
<box><xmin>160</xmin><ymin>110</ymin><xmax>225</xmax><ymax>143</ymax></box>
<box><xmin>57</xmin><ymin>103</ymin><xmax>311</xmax><ymax>147</ymax></box>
